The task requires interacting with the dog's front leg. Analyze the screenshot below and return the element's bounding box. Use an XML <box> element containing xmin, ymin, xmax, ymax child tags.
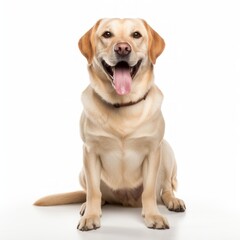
<box><xmin>142</xmin><ymin>144</ymin><xmax>169</xmax><ymax>229</ymax></box>
<box><xmin>77</xmin><ymin>145</ymin><xmax>102</xmax><ymax>231</ymax></box>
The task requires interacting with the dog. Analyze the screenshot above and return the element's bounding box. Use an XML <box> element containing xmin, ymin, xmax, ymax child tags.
<box><xmin>34</xmin><ymin>18</ymin><xmax>186</xmax><ymax>231</ymax></box>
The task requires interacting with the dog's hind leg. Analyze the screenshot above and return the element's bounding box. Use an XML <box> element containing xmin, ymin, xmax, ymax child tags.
<box><xmin>157</xmin><ymin>140</ymin><xmax>186</xmax><ymax>212</ymax></box>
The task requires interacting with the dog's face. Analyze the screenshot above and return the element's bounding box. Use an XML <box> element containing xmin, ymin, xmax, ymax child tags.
<box><xmin>79</xmin><ymin>18</ymin><xmax>165</xmax><ymax>99</ymax></box>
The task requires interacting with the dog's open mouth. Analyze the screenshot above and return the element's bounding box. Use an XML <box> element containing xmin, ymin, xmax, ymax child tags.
<box><xmin>102</xmin><ymin>60</ymin><xmax>142</xmax><ymax>95</ymax></box>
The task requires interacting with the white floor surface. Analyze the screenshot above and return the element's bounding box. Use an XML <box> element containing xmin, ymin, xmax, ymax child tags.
<box><xmin>1</xmin><ymin>198</ymin><xmax>240</xmax><ymax>240</ymax></box>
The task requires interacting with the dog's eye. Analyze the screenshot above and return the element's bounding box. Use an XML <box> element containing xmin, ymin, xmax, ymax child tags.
<box><xmin>102</xmin><ymin>31</ymin><xmax>113</xmax><ymax>38</ymax></box>
<box><xmin>132</xmin><ymin>31</ymin><xmax>142</xmax><ymax>39</ymax></box>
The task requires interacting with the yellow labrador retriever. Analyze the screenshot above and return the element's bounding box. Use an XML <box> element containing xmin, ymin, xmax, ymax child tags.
<box><xmin>34</xmin><ymin>18</ymin><xmax>186</xmax><ymax>231</ymax></box>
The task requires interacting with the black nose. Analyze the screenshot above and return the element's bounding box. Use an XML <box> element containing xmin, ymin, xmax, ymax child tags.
<box><xmin>114</xmin><ymin>42</ymin><xmax>131</xmax><ymax>56</ymax></box>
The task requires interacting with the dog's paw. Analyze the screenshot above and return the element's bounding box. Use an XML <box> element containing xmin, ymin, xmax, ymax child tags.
<box><xmin>144</xmin><ymin>214</ymin><xmax>169</xmax><ymax>229</ymax></box>
<box><xmin>77</xmin><ymin>214</ymin><xmax>101</xmax><ymax>231</ymax></box>
<box><xmin>166</xmin><ymin>197</ymin><xmax>186</xmax><ymax>212</ymax></box>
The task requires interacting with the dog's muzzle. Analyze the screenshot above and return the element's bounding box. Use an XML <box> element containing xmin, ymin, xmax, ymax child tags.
<box><xmin>102</xmin><ymin>60</ymin><xmax>142</xmax><ymax>95</ymax></box>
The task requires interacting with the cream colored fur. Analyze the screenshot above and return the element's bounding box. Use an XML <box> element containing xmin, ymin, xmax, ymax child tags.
<box><xmin>34</xmin><ymin>18</ymin><xmax>185</xmax><ymax>231</ymax></box>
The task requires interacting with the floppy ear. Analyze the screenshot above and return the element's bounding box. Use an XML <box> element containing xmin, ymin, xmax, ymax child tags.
<box><xmin>143</xmin><ymin>20</ymin><xmax>165</xmax><ymax>64</ymax></box>
<box><xmin>78</xmin><ymin>20</ymin><xmax>101</xmax><ymax>64</ymax></box>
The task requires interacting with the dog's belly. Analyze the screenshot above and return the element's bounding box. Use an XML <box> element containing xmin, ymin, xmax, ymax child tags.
<box><xmin>99</xmin><ymin>137</ymin><xmax>148</xmax><ymax>190</ymax></box>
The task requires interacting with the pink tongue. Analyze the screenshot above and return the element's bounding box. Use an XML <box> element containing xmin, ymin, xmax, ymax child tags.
<box><xmin>113</xmin><ymin>67</ymin><xmax>132</xmax><ymax>95</ymax></box>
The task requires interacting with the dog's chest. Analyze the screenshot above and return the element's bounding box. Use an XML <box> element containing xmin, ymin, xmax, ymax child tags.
<box><xmin>98</xmin><ymin>135</ymin><xmax>149</xmax><ymax>189</ymax></box>
<box><xmin>93</xmin><ymin>120</ymin><xmax>162</xmax><ymax>189</ymax></box>
<box><xmin>81</xmin><ymin>93</ymin><xmax>164</xmax><ymax>188</ymax></box>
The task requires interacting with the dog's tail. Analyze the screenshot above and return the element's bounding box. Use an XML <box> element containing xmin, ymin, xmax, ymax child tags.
<box><xmin>33</xmin><ymin>191</ymin><xmax>86</xmax><ymax>206</ymax></box>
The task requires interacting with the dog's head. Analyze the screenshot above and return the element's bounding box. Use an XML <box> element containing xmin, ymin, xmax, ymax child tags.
<box><xmin>79</xmin><ymin>18</ymin><xmax>165</xmax><ymax>102</ymax></box>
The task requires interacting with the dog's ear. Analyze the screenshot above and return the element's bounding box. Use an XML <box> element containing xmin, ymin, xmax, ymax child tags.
<box><xmin>143</xmin><ymin>20</ymin><xmax>165</xmax><ymax>64</ymax></box>
<box><xmin>78</xmin><ymin>20</ymin><xmax>101</xmax><ymax>64</ymax></box>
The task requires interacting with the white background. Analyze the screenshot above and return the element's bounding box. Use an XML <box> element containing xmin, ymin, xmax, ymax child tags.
<box><xmin>1</xmin><ymin>0</ymin><xmax>240</xmax><ymax>239</ymax></box>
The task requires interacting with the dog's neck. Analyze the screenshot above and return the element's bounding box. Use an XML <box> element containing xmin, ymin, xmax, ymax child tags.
<box><xmin>92</xmin><ymin>88</ymin><xmax>149</xmax><ymax>109</ymax></box>
<box><xmin>112</xmin><ymin>91</ymin><xmax>149</xmax><ymax>108</ymax></box>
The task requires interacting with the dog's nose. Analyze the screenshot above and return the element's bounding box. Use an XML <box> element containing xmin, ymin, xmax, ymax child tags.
<box><xmin>114</xmin><ymin>42</ymin><xmax>131</xmax><ymax>56</ymax></box>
